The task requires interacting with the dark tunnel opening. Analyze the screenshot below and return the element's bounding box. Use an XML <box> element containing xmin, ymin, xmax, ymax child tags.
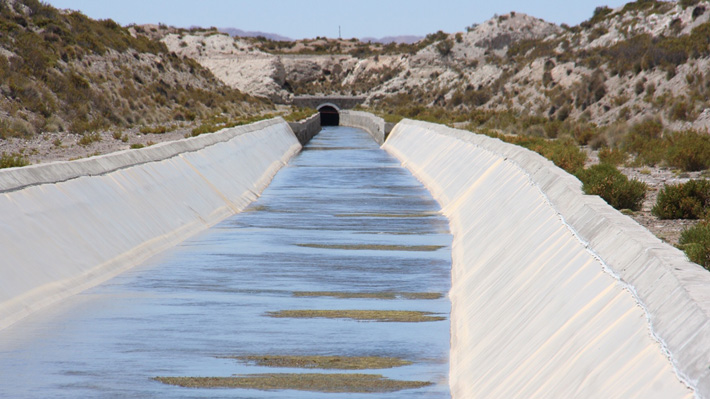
<box><xmin>319</xmin><ymin>106</ymin><xmax>339</xmax><ymax>126</ymax></box>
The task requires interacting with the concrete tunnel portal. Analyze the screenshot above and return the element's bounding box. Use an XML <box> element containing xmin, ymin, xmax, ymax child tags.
<box><xmin>317</xmin><ymin>103</ymin><xmax>340</xmax><ymax>126</ymax></box>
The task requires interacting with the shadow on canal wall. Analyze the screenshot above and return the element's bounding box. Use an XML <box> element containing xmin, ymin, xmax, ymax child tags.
<box><xmin>384</xmin><ymin>118</ymin><xmax>709</xmax><ymax>398</ymax></box>
<box><xmin>287</xmin><ymin>112</ymin><xmax>321</xmax><ymax>145</ymax></box>
<box><xmin>0</xmin><ymin>118</ymin><xmax>305</xmax><ymax>330</ymax></box>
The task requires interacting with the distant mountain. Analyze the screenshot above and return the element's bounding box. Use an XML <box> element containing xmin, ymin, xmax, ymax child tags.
<box><xmin>360</xmin><ymin>35</ymin><xmax>423</xmax><ymax>44</ymax></box>
<box><xmin>219</xmin><ymin>27</ymin><xmax>292</xmax><ymax>41</ymax></box>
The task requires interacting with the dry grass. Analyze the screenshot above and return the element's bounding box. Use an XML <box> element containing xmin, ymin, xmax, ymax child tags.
<box><xmin>266</xmin><ymin>309</ymin><xmax>446</xmax><ymax>322</ymax></box>
<box><xmin>154</xmin><ymin>373</ymin><xmax>432</xmax><ymax>392</ymax></box>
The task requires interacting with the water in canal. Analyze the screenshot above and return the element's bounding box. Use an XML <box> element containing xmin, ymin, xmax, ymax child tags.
<box><xmin>0</xmin><ymin>126</ymin><xmax>452</xmax><ymax>398</ymax></box>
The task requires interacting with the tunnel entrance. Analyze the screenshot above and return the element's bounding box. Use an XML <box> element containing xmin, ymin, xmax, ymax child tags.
<box><xmin>318</xmin><ymin>105</ymin><xmax>339</xmax><ymax>126</ymax></box>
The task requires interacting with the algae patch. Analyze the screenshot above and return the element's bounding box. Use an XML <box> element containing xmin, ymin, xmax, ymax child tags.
<box><xmin>293</xmin><ymin>291</ymin><xmax>443</xmax><ymax>300</ymax></box>
<box><xmin>266</xmin><ymin>309</ymin><xmax>445</xmax><ymax>322</ymax></box>
<box><xmin>154</xmin><ymin>373</ymin><xmax>432</xmax><ymax>392</ymax></box>
<box><xmin>296</xmin><ymin>243</ymin><xmax>444</xmax><ymax>251</ymax></box>
<box><xmin>228</xmin><ymin>355</ymin><xmax>412</xmax><ymax>370</ymax></box>
<box><xmin>334</xmin><ymin>212</ymin><xmax>439</xmax><ymax>218</ymax></box>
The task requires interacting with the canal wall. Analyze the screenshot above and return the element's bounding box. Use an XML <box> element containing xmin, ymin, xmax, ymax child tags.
<box><xmin>0</xmin><ymin>118</ymin><xmax>301</xmax><ymax>330</ymax></box>
<box><xmin>383</xmin><ymin>119</ymin><xmax>709</xmax><ymax>398</ymax></box>
<box><xmin>340</xmin><ymin>110</ymin><xmax>387</xmax><ymax>145</ymax></box>
<box><xmin>287</xmin><ymin>112</ymin><xmax>321</xmax><ymax>145</ymax></box>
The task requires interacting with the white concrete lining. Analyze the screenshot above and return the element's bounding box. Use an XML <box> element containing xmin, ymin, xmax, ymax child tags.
<box><xmin>340</xmin><ymin>110</ymin><xmax>386</xmax><ymax>145</ymax></box>
<box><xmin>0</xmin><ymin>118</ymin><xmax>301</xmax><ymax>330</ymax></box>
<box><xmin>383</xmin><ymin>119</ymin><xmax>708</xmax><ymax>398</ymax></box>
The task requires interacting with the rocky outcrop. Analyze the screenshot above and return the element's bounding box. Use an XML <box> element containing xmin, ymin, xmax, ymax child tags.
<box><xmin>161</xmin><ymin>2</ymin><xmax>710</xmax><ymax>130</ymax></box>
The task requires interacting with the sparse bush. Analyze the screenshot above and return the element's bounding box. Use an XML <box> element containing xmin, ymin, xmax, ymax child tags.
<box><xmin>598</xmin><ymin>147</ymin><xmax>627</xmax><ymax>166</ymax></box>
<box><xmin>436</xmin><ymin>39</ymin><xmax>453</xmax><ymax>56</ymax></box>
<box><xmin>574</xmin><ymin>70</ymin><xmax>607</xmax><ymax>110</ymax></box>
<box><xmin>139</xmin><ymin>124</ymin><xmax>173</xmax><ymax>134</ymax></box>
<box><xmin>130</xmin><ymin>143</ymin><xmax>144</xmax><ymax>149</ymax></box>
<box><xmin>634</xmin><ymin>80</ymin><xmax>645</xmax><ymax>95</ymax></box>
<box><xmin>78</xmin><ymin>132</ymin><xmax>101</xmax><ymax>146</ymax></box>
<box><xmin>679</xmin><ymin>220</ymin><xmax>710</xmax><ymax>269</ymax></box>
<box><xmin>504</xmin><ymin>136</ymin><xmax>586</xmax><ymax>174</ymax></box>
<box><xmin>0</xmin><ymin>152</ymin><xmax>30</xmax><ymax>168</ymax></box>
<box><xmin>670</xmin><ymin>100</ymin><xmax>693</xmax><ymax>121</ymax></box>
<box><xmin>576</xmin><ymin>163</ymin><xmax>647</xmax><ymax>210</ymax></box>
<box><xmin>665</xmin><ymin>130</ymin><xmax>710</xmax><ymax>171</ymax></box>
<box><xmin>652</xmin><ymin>179</ymin><xmax>710</xmax><ymax>219</ymax></box>
<box><xmin>622</xmin><ymin>117</ymin><xmax>667</xmax><ymax>166</ymax></box>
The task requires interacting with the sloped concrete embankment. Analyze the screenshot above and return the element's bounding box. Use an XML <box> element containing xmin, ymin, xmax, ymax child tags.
<box><xmin>340</xmin><ymin>110</ymin><xmax>386</xmax><ymax>145</ymax></box>
<box><xmin>288</xmin><ymin>112</ymin><xmax>321</xmax><ymax>145</ymax></box>
<box><xmin>0</xmin><ymin>118</ymin><xmax>301</xmax><ymax>330</ymax></box>
<box><xmin>383</xmin><ymin>119</ymin><xmax>710</xmax><ymax>398</ymax></box>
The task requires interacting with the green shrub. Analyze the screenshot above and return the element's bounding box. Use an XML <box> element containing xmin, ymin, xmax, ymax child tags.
<box><xmin>543</xmin><ymin>139</ymin><xmax>588</xmax><ymax>173</ymax></box>
<box><xmin>598</xmin><ymin>147</ymin><xmax>627</xmax><ymax>166</ymax></box>
<box><xmin>0</xmin><ymin>152</ymin><xmax>30</xmax><ymax>168</ymax></box>
<box><xmin>508</xmin><ymin>136</ymin><xmax>587</xmax><ymax>174</ymax></box>
<box><xmin>622</xmin><ymin>118</ymin><xmax>667</xmax><ymax>166</ymax></box>
<box><xmin>576</xmin><ymin>163</ymin><xmax>647</xmax><ymax>210</ymax></box>
<box><xmin>130</xmin><ymin>143</ymin><xmax>144</xmax><ymax>149</ymax></box>
<box><xmin>665</xmin><ymin>130</ymin><xmax>710</xmax><ymax>171</ymax></box>
<box><xmin>652</xmin><ymin>179</ymin><xmax>710</xmax><ymax>219</ymax></box>
<box><xmin>436</xmin><ymin>39</ymin><xmax>453</xmax><ymax>56</ymax></box>
<box><xmin>679</xmin><ymin>220</ymin><xmax>710</xmax><ymax>269</ymax></box>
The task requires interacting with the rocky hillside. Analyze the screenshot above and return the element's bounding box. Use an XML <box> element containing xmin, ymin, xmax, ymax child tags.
<box><xmin>163</xmin><ymin>0</ymin><xmax>710</xmax><ymax>136</ymax></box>
<box><xmin>0</xmin><ymin>0</ymin><xmax>268</xmax><ymax>140</ymax></box>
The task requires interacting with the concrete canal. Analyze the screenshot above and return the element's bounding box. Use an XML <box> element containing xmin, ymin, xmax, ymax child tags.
<box><xmin>0</xmin><ymin>126</ymin><xmax>452</xmax><ymax>398</ymax></box>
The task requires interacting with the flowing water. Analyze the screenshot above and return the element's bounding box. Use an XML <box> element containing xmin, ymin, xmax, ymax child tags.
<box><xmin>0</xmin><ymin>126</ymin><xmax>452</xmax><ymax>398</ymax></box>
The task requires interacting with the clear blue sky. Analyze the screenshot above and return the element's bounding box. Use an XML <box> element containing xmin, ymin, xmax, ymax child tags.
<box><xmin>43</xmin><ymin>0</ymin><xmax>630</xmax><ymax>39</ymax></box>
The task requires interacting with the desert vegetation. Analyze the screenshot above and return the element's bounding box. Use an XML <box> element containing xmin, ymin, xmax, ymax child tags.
<box><xmin>0</xmin><ymin>0</ymin><xmax>269</xmax><ymax>142</ymax></box>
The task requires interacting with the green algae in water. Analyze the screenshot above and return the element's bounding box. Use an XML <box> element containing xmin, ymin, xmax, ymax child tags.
<box><xmin>296</xmin><ymin>243</ymin><xmax>444</xmax><ymax>251</ymax></box>
<box><xmin>266</xmin><ymin>309</ymin><xmax>446</xmax><ymax>322</ymax></box>
<box><xmin>227</xmin><ymin>355</ymin><xmax>412</xmax><ymax>370</ymax></box>
<box><xmin>154</xmin><ymin>373</ymin><xmax>433</xmax><ymax>392</ymax></box>
<box><xmin>334</xmin><ymin>212</ymin><xmax>439</xmax><ymax>218</ymax></box>
<box><xmin>293</xmin><ymin>291</ymin><xmax>443</xmax><ymax>300</ymax></box>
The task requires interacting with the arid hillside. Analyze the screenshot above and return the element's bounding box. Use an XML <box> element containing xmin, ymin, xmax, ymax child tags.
<box><xmin>0</xmin><ymin>0</ymin><xmax>268</xmax><ymax>142</ymax></box>
<box><xmin>164</xmin><ymin>0</ymin><xmax>710</xmax><ymax>134</ymax></box>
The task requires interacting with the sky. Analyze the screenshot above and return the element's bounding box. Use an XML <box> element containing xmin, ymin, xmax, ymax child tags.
<box><xmin>43</xmin><ymin>0</ymin><xmax>631</xmax><ymax>40</ymax></box>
